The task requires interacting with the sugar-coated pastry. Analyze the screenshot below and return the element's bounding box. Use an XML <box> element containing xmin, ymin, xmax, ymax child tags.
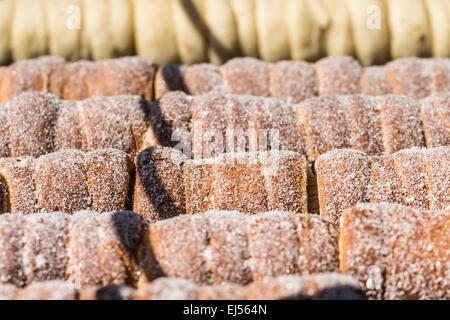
<box><xmin>0</xmin><ymin>149</ymin><xmax>132</xmax><ymax>214</ymax></box>
<box><xmin>316</xmin><ymin>147</ymin><xmax>450</xmax><ymax>223</ymax></box>
<box><xmin>149</xmin><ymin>210</ymin><xmax>339</xmax><ymax>285</ymax></box>
<box><xmin>184</xmin><ymin>151</ymin><xmax>308</xmax><ymax>215</ymax></box>
<box><xmin>340</xmin><ymin>203</ymin><xmax>449</xmax><ymax>299</ymax></box>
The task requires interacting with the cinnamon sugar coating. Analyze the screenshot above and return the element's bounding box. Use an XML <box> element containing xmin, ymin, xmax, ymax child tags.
<box><xmin>2</xmin><ymin>92</ymin><xmax>173</xmax><ymax>158</ymax></box>
<box><xmin>316</xmin><ymin>147</ymin><xmax>450</xmax><ymax>223</ymax></box>
<box><xmin>419</xmin><ymin>93</ymin><xmax>450</xmax><ymax>148</ymax></box>
<box><xmin>0</xmin><ymin>148</ymin><xmax>132</xmax><ymax>214</ymax></box>
<box><xmin>149</xmin><ymin>210</ymin><xmax>339</xmax><ymax>285</ymax></box>
<box><xmin>297</xmin><ymin>94</ymin><xmax>426</xmax><ymax>161</ymax></box>
<box><xmin>154</xmin><ymin>64</ymin><xmax>186</xmax><ymax>99</ymax></box>
<box><xmin>133</xmin><ymin>146</ymin><xmax>187</xmax><ymax>222</ymax></box>
<box><xmin>0</xmin><ymin>211</ymin><xmax>148</xmax><ymax>288</ymax></box>
<box><xmin>155</xmin><ymin>57</ymin><xmax>450</xmax><ymax>103</ymax></box>
<box><xmin>360</xmin><ymin>66</ymin><xmax>393</xmax><ymax>96</ymax></box>
<box><xmin>0</xmin><ymin>274</ymin><xmax>365</xmax><ymax>300</ymax></box>
<box><xmin>184</xmin><ymin>151</ymin><xmax>308</xmax><ymax>215</ymax></box>
<box><xmin>314</xmin><ymin>56</ymin><xmax>362</xmax><ymax>96</ymax></box>
<box><xmin>0</xmin><ymin>56</ymin><xmax>156</xmax><ymax>102</ymax></box>
<box><xmin>191</xmin><ymin>93</ymin><xmax>305</xmax><ymax>158</ymax></box>
<box><xmin>183</xmin><ymin>63</ymin><xmax>224</xmax><ymax>95</ymax></box>
<box><xmin>15</xmin><ymin>281</ymin><xmax>77</xmax><ymax>300</ymax></box>
<box><xmin>386</xmin><ymin>57</ymin><xmax>431</xmax><ymax>99</ymax></box>
<box><xmin>269</xmin><ymin>61</ymin><xmax>318</xmax><ymax>104</ymax></box>
<box><xmin>0</xmin><ymin>56</ymin><xmax>65</xmax><ymax>102</ymax></box>
<box><xmin>340</xmin><ymin>203</ymin><xmax>449</xmax><ymax>300</ymax></box>
<box><xmin>220</xmin><ymin>57</ymin><xmax>271</xmax><ymax>97</ymax></box>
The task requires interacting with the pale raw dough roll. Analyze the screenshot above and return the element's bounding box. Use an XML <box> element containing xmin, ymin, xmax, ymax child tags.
<box><xmin>45</xmin><ymin>0</ymin><xmax>83</xmax><ymax>61</ymax></box>
<box><xmin>286</xmin><ymin>0</ymin><xmax>327</xmax><ymax>61</ymax></box>
<box><xmin>82</xmin><ymin>0</ymin><xmax>134</xmax><ymax>60</ymax></box>
<box><xmin>133</xmin><ymin>0</ymin><xmax>178</xmax><ymax>64</ymax></box>
<box><xmin>229</xmin><ymin>0</ymin><xmax>258</xmax><ymax>57</ymax></box>
<box><xmin>10</xmin><ymin>0</ymin><xmax>48</xmax><ymax>61</ymax></box>
<box><xmin>345</xmin><ymin>0</ymin><xmax>390</xmax><ymax>66</ymax></box>
<box><xmin>387</xmin><ymin>0</ymin><xmax>431</xmax><ymax>59</ymax></box>
<box><xmin>255</xmin><ymin>0</ymin><xmax>290</xmax><ymax>62</ymax></box>
<box><xmin>171</xmin><ymin>0</ymin><xmax>207</xmax><ymax>64</ymax></box>
<box><xmin>204</xmin><ymin>0</ymin><xmax>239</xmax><ymax>65</ymax></box>
<box><xmin>424</xmin><ymin>0</ymin><xmax>450</xmax><ymax>57</ymax></box>
<box><xmin>0</xmin><ymin>0</ymin><xmax>13</xmax><ymax>64</ymax></box>
<box><xmin>321</xmin><ymin>0</ymin><xmax>354</xmax><ymax>56</ymax></box>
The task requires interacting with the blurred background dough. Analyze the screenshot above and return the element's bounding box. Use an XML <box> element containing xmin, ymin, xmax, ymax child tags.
<box><xmin>322</xmin><ymin>0</ymin><xmax>353</xmax><ymax>56</ymax></box>
<box><xmin>255</xmin><ymin>0</ymin><xmax>290</xmax><ymax>62</ymax></box>
<box><xmin>82</xmin><ymin>0</ymin><xmax>134</xmax><ymax>60</ymax></box>
<box><xmin>229</xmin><ymin>0</ymin><xmax>258</xmax><ymax>57</ymax></box>
<box><xmin>0</xmin><ymin>0</ymin><xmax>13</xmax><ymax>64</ymax></box>
<box><xmin>205</xmin><ymin>0</ymin><xmax>239</xmax><ymax>65</ymax></box>
<box><xmin>424</xmin><ymin>0</ymin><xmax>450</xmax><ymax>57</ymax></box>
<box><xmin>286</xmin><ymin>0</ymin><xmax>327</xmax><ymax>61</ymax></box>
<box><xmin>171</xmin><ymin>0</ymin><xmax>207</xmax><ymax>64</ymax></box>
<box><xmin>45</xmin><ymin>0</ymin><xmax>83</xmax><ymax>61</ymax></box>
<box><xmin>11</xmin><ymin>0</ymin><xmax>48</xmax><ymax>61</ymax></box>
<box><xmin>387</xmin><ymin>0</ymin><xmax>431</xmax><ymax>59</ymax></box>
<box><xmin>1</xmin><ymin>0</ymin><xmax>449</xmax><ymax>65</ymax></box>
<box><xmin>134</xmin><ymin>0</ymin><xmax>178</xmax><ymax>63</ymax></box>
<box><xmin>345</xmin><ymin>0</ymin><xmax>390</xmax><ymax>66</ymax></box>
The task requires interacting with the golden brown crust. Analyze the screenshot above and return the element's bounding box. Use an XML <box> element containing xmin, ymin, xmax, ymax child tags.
<box><xmin>315</xmin><ymin>149</ymin><xmax>371</xmax><ymax>224</ymax></box>
<box><xmin>269</xmin><ymin>61</ymin><xmax>317</xmax><ymax>104</ymax></box>
<box><xmin>33</xmin><ymin>150</ymin><xmax>89</xmax><ymax>213</ymax></box>
<box><xmin>360</xmin><ymin>66</ymin><xmax>393</xmax><ymax>96</ymax></box>
<box><xmin>83</xmin><ymin>57</ymin><xmax>156</xmax><ymax>100</ymax></box>
<box><xmin>149</xmin><ymin>214</ymin><xmax>211</xmax><ymax>284</ymax></box>
<box><xmin>0</xmin><ymin>214</ymin><xmax>26</xmax><ymax>286</ymax></box>
<box><xmin>205</xmin><ymin>211</ymin><xmax>252</xmax><ymax>285</ymax></box>
<box><xmin>0</xmin><ymin>56</ymin><xmax>66</xmax><ymax>102</ymax></box>
<box><xmin>385</xmin><ymin>57</ymin><xmax>431</xmax><ymax>99</ymax></box>
<box><xmin>246</xmin><ymin>212</ymin><xmax>301</xmax><ymax>281</ymax></box>
<box><xmin>86</xmin><ymin>149</ymin><xmax>133</xmax><ymax>212</ymax></box>
<box><xmin>375</xmin><ymin>95</ymin><xmax>425</xmax><ymax>154</ymax></box>
<box><xmin>154</xmin><ymin>64</ymin><xmax>186</xmax><ymax>99</ymax></box>
<box><xmin>314</xmin><ymin>56</ymin><xmax>362</xmax><ymax>96</ymax></box>
<box><xmin>6</xmin><ymin>91</ymin><xmax>59</xmax><ymax>158</ymax></box>
<box><xmin>419</xmin><ymin>93</ymin><xmax>450</xmax><ymax>148</ymax></box>
<box><xmin>183</xmin><ymin>63</ymin><xmax>224</xmax><ymax>95</ymax></box>
<box><xmin>15</xmin><ymin>281</ymin><xmax>77</xmax><ymax>300</ymax></box>
<box><xmin>220</xmin><ymin>57</ymin><xmax>271</xmax><ymax>96</ymax></box>
<box><xmin>341</xmin><ymin>203</ymin><xmax>449</xmax><ymax>300</ymax></box>
<box><xmin>133</xmin><ymin>146</ymin><xmax>187</xmax><ymax>222</ymax></box>
<box><xmin>423</xmin><ymin>147</ymin><xmax>450</xmax><ymax>210</ymax></box>
<box><xmin>22</xmin><ymin>213</ymin><xmax>69</xmax><ymax>284</ymax></box>
<box><xmin>0</xmin><ymin>103</ymin><xmax>10</xmax><ymax>158</ymax></box>
<box><xmin>0</xmin><ymin>157</ymin><xmax>39</xmax><ymax>214</ymax></box>
<box><xmin>319</xmin><ymin>147</ymin><xmax>450</xmax><ymax>225</ymax></box>
<box><xmin>148</xmin><ymin>211</ymin><xmax>339</xmax><ymax>286</ymax></box>
<box><xmin>184</xmin><ymin>151</ymin><xmax>308</xmax><ymax>215</ymax></box>
<box><xmin>0</xmin><ymin>57</ymin><xmax>156</xmax><ymax>101</ymax></box>
<box><xmin>0</xmin><ymin>149</ymin><xmax>132</xmax><ymax>214</ymax></box>
<box><xmin>53</xmin><ymin>101</ymin><xmax>83</xmax><ymax>151</ymax></box>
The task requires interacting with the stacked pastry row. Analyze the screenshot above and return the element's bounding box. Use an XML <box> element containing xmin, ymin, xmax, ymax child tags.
<box><xmin>316</xmin><ymin>146</ymin><xmax>449</xmax><ymax>224</ymax></box>
<box><xmin>1</xmin><ymin>56</ymin><xmax>449</xmax><ymax>104</ymax></box>
<box><xmin>0</xmin><ymin>210</ymin><xmax>339</xmax><ymax>288</ymax></box>
<box><xmin>1</xmin><ymin>90</ymin><xmax>448</xmax><ymax>162</ymax></box>
<box><xmin>0</xmin><ymin>274</ymin><xmax>364</xmax><ymax>300</ymax></box>
<box><xmin>1</xmin><ymin>0</ymin><xmax>449</xmax><ymax>65</ymax></box>
<box><xmin>0</xmin><ymin>204</ymin><xmax>447</xmax><ymax>299</ymax></box>
<box><xmin>155</xmin><ymin>56</ymin><xmax>450</xmax><ymax>102</ymax></box>
<box><xmin>0</xmin><ymin>56</ymin><xmax>157</xmax><ymax>102</ymax></box>
<box><xmin>0</xmin><ymin>141</ymin><xmax>448</xmax><ymax>228</ymax></box>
